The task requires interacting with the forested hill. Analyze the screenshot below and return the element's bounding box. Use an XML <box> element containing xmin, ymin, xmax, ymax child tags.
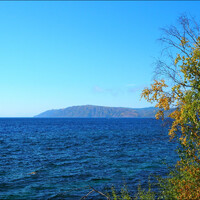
<box><xmin>35</xmin><ymin>105</ymin><xmax>173</xmax><ymax>118</ymax></box>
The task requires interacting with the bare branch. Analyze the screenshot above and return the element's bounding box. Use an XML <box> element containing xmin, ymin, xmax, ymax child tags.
<box><xmin>80</xmin><ymin>189</ymin><xmax>94</xmax><ymax>200</ymax></box>
<box><xmin>80</xmin><ymin>185</ymin><xmax>111</xmax><ymax>200</ymax></box>
<box><xmin>90</xmin><ymin>186</ymin><xmax>111</xmax><ymax>200</ymax></box>
<box><xmin>155</xmin><ymin>14</ymin><xmax>200</xmax><ymax>89</ymax></box>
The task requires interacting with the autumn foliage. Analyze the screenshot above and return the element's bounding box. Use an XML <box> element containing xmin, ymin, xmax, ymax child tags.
<box><xmin>142</xmin><ymin>15</ymin><xmax>200</xmax><ymax>199</ymax></box>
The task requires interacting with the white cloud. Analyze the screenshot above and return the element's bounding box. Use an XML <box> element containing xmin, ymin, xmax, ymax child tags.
<box><xmin>127</xmin><ymin>84</ymin><xmax>147</xmax><ymax>93</ymax></box>
<box><xmin>93</xmin><ymin>86</ymin><xmax>104</xmax><ymax>93</ymax></box>
<box><xmin>93</xmin><ymin>86</ymin><xmax>122</xmax><ymax>96</ymax></box>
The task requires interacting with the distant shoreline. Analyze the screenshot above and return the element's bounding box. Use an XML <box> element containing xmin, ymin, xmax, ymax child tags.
<box><xmin>35</xmin><ymin>105</ymin><xmax>173</xmax><ymax>118</ymax></box>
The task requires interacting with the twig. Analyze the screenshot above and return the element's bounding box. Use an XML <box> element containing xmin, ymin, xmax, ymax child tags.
<box><xmin>80</xmin><ymin>185</ymin><xmax>111</xmax><ymax>200</ymax></box>
<box><xmin>89</xmin><ymin>186</ymin><xmax>111</xmax><ymax>200</ymax></box>
<box><xmin>80</xmin><ymin>189</ymin><xmax>94</xmax><ymax>200</ymax></box>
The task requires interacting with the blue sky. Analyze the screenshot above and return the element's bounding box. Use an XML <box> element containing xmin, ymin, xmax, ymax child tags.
<box><xmin>0</xmin><ymin>1</ymin><xmax>200</xmax><ymax>117</ymax></box>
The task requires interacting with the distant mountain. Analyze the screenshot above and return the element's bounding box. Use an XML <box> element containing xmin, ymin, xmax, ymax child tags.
<box><xmin>35</xmin><ymin>105</ymin><xmax>173</xmax><ymax>118</ymax></box>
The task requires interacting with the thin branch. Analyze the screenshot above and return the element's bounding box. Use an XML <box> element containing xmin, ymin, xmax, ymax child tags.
<box><xmin>80</xmin><ymin>189</ymin><xmax>94</xmax><ymax>200</ymax></box>
<box><xmin>80</xmin><ymin>185</ymin><xmax>111</xmax><ymax>200</ymax></box>
<box><xmin>90</xmin><ymin>186</ymin><xmax>111</xmax><ymax>200</ymax></box>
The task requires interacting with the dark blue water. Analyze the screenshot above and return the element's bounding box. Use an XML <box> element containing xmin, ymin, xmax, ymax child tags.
<box><xmin>0</xmin><ymin>118</ymin><xmax>178</xmax><ymax>199</ymax></box>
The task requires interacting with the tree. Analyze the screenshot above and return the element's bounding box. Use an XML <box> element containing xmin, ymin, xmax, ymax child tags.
<box><xmin>141</xmin><ymin>15</ymin><xmax>200</xmax><ymax>199</ymax></box>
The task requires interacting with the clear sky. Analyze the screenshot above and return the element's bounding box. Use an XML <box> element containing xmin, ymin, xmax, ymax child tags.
<box><xmin>0</xmin><ymin>1</ymin><xmax>200</xmax><ymax>117</ymax></box>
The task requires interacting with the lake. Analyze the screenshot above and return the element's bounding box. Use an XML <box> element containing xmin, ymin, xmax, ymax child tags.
<box><xmin>0</xmin><ymin>118</ymin><xmax>178</xmax><ymax>199</ymax></box>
